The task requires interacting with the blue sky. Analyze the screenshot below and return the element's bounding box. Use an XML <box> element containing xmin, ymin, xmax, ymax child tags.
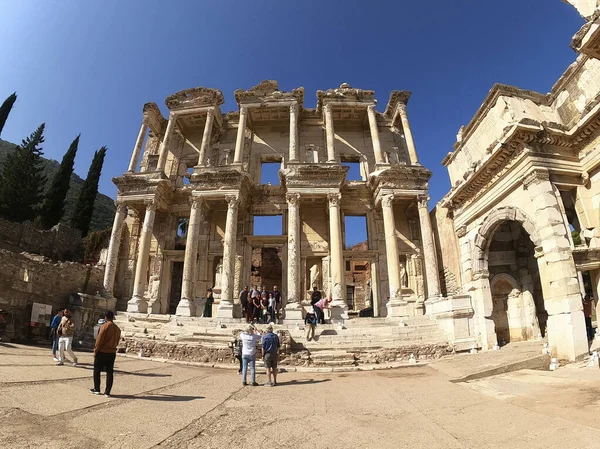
<box><xmin>0</xmin><ymin>1</ymin><xmax>584</xmax><ymax>219</ymax></box>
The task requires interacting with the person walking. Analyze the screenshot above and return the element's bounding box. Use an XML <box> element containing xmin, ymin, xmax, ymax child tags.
<box><xmin>262</xmin><ymin>324</ymin><xmax>280</xmax><ymax>387</ymax></box>
<box><xmin>89</xmin><ymin>311</ymin><xmax>121</xmax><ymax>397</ymax></box>
<box><xmin>314</xmin><ymin>297</ymin><xmax>332</xmax><ymax>324</ymax></box>
<box><xmin>203</xmin><ymin>288</ymin><xmax>214</xmax><ymax>318</ymax></box>
<box><xmin>239</xmin><ymin>286</ymin><xmax>249</xmax><ymax>322</ymax></box>
<box><xmin>232</xmin><ymin>331</ymin><xmax>243</xmax><ymax>374</ymax></box>
<box><xmin>305</xmin><ymin>307</ymin><xmax>318</xmax><ymax>341</ymax></box>
<box><xmin>56</xmin><ymin>309</ymin><xmax>78</xmax><ymax>367</ymax></box>
<box><xmin>50</xmin><ymin>309</ymin><xmax>64</xmax><ymax>362</ymax></box>
<box><xmin>583</xmin><ymin>294</ymin><xmax>594</xmax><ymax>340</ymax></box>
<box><xmin>240</xmin><ymin>325</ymin><xmax>262</xmax><ymax>386</ymax></box>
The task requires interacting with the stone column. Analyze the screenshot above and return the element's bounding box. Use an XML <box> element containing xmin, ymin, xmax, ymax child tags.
<box><xmin>157</xmin><ymin>112</ymin><xmax>177</xmax><ymax>172</ymax></box>
<box><xmin>285</xmin><ymin>193</ymin><xmax>302</xmax><ymax>321</ymax></box>
<box><xmin>397</xmin><ymin>103</ymin><xmax>420</xmax><ymax>165</ymax></box>
<box><xmin>103</xmin><ymin>202</ymin><xmax>128</xmax><ymax>297</ymax></box>
<box><xmin>289</xmin><ymin>103</ymin><xmax>299</xmax><ymax>162</ymax></box>
<box><xmin>217</xmin><ymin>195</ymin><xmax>239</xmax><ymax>318</ymax></box>
<box><xmin>367</xmin><ymin>104</ymin><xmax>384</xmax><ymax>165</ymax></box>
<box><xmin>197</xmin><ymin>109</ymin><xmax>215</xmax><ymax>166</ymax></box>
<box><xmin>417</xmin><ymin>196</ymin><xmax>441</xmax><ymax>300</ymax></box>
<box><xmin>176</xmin><ymin>198</ymin><xmax>205</xmax><ymax>316</ymax></box>
<box><xmin>381</xmin><ymin>194</ymin><xmax>407</xmax><ymax>317</ymax></box>
<box><xmin>128</xmin><ymin>117</ymin><xmax>149</xmax><ymax>172</ymax></box>
<box><xmin>127</xmin><ymin>201</ymin><xmax>157</xmax><ymax>313</ymax></box>
<box><xmin>233</xmin><ymin>106</ymin><xmax>248</xmax><ymax>164</ymax></box>
<box><xmin>324</xmin><ymin>104</ymin><xmax>336</xmax><ymax>163</ymax></box>
<box><xmin>327</xmin><ymin>193</ymin><xmax>348</xmax><ymax>321</ymax></box>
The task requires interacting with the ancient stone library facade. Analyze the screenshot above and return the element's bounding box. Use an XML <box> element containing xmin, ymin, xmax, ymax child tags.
<box><xmin>105</xmin><ymin>0</ymin><xmax>600</xmax><ymax>360</ymax></box>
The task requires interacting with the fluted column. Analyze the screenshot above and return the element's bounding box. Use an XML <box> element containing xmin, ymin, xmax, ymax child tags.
<box><xmin>157</xmin><ymin>112</ymin><xmax>177</xmax><ymax>172</ymax></box>
<box><xmin>398</xmin><ymin>103</ymin><xmax>420</xmax><ymax>165</ymax></box>
<box><xmin>284</xmin><ymin>193</ymin><xmax>302</xmax><ymax>321</ymax></box>
<box><xmin>128</xmin><ymin>117</ymin><xmax>149</xmax><ymax>172</ymax></box>
<box><xmin>103</xmin><ymin>202</ymin><xmax>127</xmax><ymax>297</ymax></box>
<box><xmin>289</xmin><ymin>103</ymin><xmax>299</xmax><ymax>162</ymax></box>
<box><xmin>324</xmin><ymin>104</ymin><xmax>336</xmax><ymax>163</ymax></box>
<box><xmin>127</xmin><ymin>201</ymin><xmax>157</xmax><ymax>313</ymax></box>
<box><xmin>381</xmin><ymin>195</ymin><xmax>407</xmax><ymax>317</ymax></box>
<box><xmin>367</xmin><ymin>104</ymin><xmax>384</xmax><ymax>164</ymax></box>
<box><xmin>417</xmin><ymin>196</ymin><xmax>440</xmax><ymax>299</ymax></box>
<box><xmin>217</xmin><ymin>195</ymin><xmax>239</xmax><ymax>317</ymax></box>
<box><xmin>197</xmin><ymin>109</ymin><xmax>215</xmax><ymax>166</ymax></box>
<box><xmin>328</xmin><ymin>193</ymin><xmax>348</xmax><ymax>321</ymax></box>
<box><xmin>177</xmin><ymin>198</ymin><xmax>205</xmax><ymax>316</ymax></box>
<box><xmin>233</xmin><ymin>106</ymin><xmax>248</xmax><ymax>164</ymax></box>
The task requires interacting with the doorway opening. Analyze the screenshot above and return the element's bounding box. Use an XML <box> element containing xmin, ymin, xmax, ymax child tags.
<box><xmin>250</xmin><ymin>247</ymin><xmax>283</xmax><ymax>294</ymax></box>
<box><xmin>168</xmin><ymin>261</ymin><xmax>184</xmax><ymax>315</ymax></box>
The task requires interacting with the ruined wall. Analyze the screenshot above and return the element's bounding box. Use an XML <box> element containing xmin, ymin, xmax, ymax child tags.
<box><xmin>430</xmin><ymin>205</ymin><xmax>462</xmax><ymax>296</ymax></box>
<box><xmin>0</xmin><ymin>218</ymin><xmax>83</xmax><ymax>261</ymax></box>
<box><xmin>0</xmin><ymin>249</ymin><xmax>104</xmax><ymax>342</ymax></box>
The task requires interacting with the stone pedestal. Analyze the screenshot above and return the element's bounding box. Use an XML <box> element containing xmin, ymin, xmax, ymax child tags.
<box><xmin>428</xmin><ymin>294</ymin><xmax>477</xmax><ymax>351</ymax></box>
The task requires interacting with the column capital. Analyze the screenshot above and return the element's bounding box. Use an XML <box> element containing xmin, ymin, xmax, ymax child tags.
<box><xmin>417</xmin><ymin>195</ymin><xmax>430</xmax><ymax>209</ymax></box>
<box><xmin>286</xmin><ymin>192</ymin><xmax>301</xmax><ymax>206</ymax></box>
<box><xmin>141</xmin><ymin>115</ymin><xmax>150</xmax><ymax>125</ymax></box>
<box><xmin>323</xmin><ymin>103</ymin><xmax>333</xmax><ymax>114</ymax></box>
<box><xmin>205</xmin><ymin>107</ymin><xmax>215</xmax><ymax>118</ymax></box>
<box><xmin>114</xmin><ymin>201</ymin><xmax>128</xmax><ymax>214</ymax></box>
<box><xmin>367</xmin><ymin>103</ymin><xmax>377</xmax><ymax>113</ymax></box>
<box><xmin>189</xmin><ymin>197</ymin><xmax>206</xmax><ymax>210</ymax></box>
<box><xmin>522</xmin><ymin>168</ymin><xmax>550</xmax><ymax>189</ymax></box>
<box><xmin>397</xmin><ymin>102</ymin><xmax>407</xmax><ymax>115</ymax></box>
<box><xmin>289</xmin><ymin>102</ymin><xmax>299</xmax><ymax>115</ymax></box>
<box><xmin>381</xmin><ymin>194</ymin><xmax>394</xmax><ymax>208</ymax></box>
<box><xmin>327</xmin><ymin>192</ymin><xmax>341</xmax><ymax>207</ymax></box>
<box><xmin>225</xmin><ymin>194</ymin><xmax>239</xmax><ymax>210</ymax></box>
<box><xmin>239</xmin><ymin>105</ymin><xmax>248</xmax><ymax>115</ymax></box>
<box><xmin>143</xmin><ymin>199</ymin><xmax>158</xmax><ymax>212</ymax></box>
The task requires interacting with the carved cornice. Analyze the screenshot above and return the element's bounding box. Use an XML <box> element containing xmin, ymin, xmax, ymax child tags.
<box><xmin>522</xmin><ymin>168</ymin><xmax>550</xmax><ymax>189</ymax></box>
<box><xmin>142</xmin><ymin>102</ymin><xmax>167</xmax><ymax>135</ymax></box>
<box><xmin>234</xmin><ymin>80</ymin><xmax>304</xmax><ymax>109</ymax></box>
<box><xmin>383</xmin><ymin>90</ymin><xmax>411</xmax><ymax>118</ymax></box>
<box><xmin>280</xmin><ymin>164</ymin><xmax>349</xmax><ymax>189</ymax></box>
<box><xmin>190</xmin><ymin>167</ymin><xmax>252</xmax><ymax>192</ymax></box>
<box><xmin>165</xmin><ymin>87</ymin><xmax>224</xmax><ymax>111</ymax></box>
<box><xmin>369</xmin><ymin>165</ymin><xmax>431</xmax><ymax>193</ymax></box>
<box><xmin>316</xmin><ymin>83</ymin><xmax>375</xmax><ymax>113</ymax></box>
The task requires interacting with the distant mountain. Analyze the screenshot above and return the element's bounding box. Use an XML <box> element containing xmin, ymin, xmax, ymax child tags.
<box><xmin>0</xmin><ymin>138</ymin><xmax>115</xmax><ymax>231</ymax></box>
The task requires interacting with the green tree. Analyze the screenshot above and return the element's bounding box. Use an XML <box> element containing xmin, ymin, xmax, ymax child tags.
<box><xmin>0</xmin><ymin>123</ymin><xmax>47</xmax><ymax>221</ymax></box>
<box><xmin>39</xmin><ymin>135</ymin><xmax>80</xmax><ymax>229</ymax></box>
<box><xmin>71</xmin><ymin>146</ymin><xmax>107</xmax><ymax>236</ymax></box>
<box><xmin>0</xmin><ymin>92</ymin><xmax>17</xmax><ymax>137</ymax></box>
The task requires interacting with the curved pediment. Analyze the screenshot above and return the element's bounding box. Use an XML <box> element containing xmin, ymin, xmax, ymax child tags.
<box><xmin>234</xmin><ymin>80</ymin><xmax>304</xmax><ymax>107</ymax></box>
<box><xmin>165</xmin><ymin>87</ymin><xmax>225</xmax><ymax>110</ymax></box>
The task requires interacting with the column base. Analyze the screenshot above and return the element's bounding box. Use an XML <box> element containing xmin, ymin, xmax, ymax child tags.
<box><xmin>547</xmin><ymin>310</ymin><xmax>588</xmax><ymax>361</ymax></box>
<box><xmin>330</xmin><ymin>304</ymin><xmax>348</xmax><ymax>323</ymax></box>
<box><xmin>283</xmin><ymin>304</ymin><xmax>304</xmax><ymax>322</ymax></box>
<box><xmin>386</xmin><ymin>299</ymin><xmax>409</xmax><ymax>318</ymax></box>
<box><xmin>148</xmin><ymin>299</ymin><xmax>162</xmax><ymax>314</ymax></box>
<box><xmin>175</xmin><ymin>299</ymin><xmax>197</xmax><ymax>317</ymax></box>
<box><xmin>216</xmin><ymin>301</ymin><xmax>234</xmax><ymax>318</ymax></box>
<box><xmin>127</xmin><ymin>295</ymin><xmax>148</xmax><ymax>313</ymax></box>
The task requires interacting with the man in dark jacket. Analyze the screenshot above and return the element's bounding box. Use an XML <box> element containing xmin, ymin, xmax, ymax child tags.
<box><xmin>50</xmin><ymin>310</ymin><xmax>63</xmax><ymax>362</ymax></box>
<box><xmin>89</xmin><ymin>311</ymin><xmax>121</xmax><ymax>398</ymax></box>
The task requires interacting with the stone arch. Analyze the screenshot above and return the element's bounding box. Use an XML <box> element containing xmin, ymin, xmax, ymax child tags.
<box><xmin>472</xmin><ymin>206</ymin><xmax>541</xmax><ymax>274</ymax></box>
<box><xmin>490</xmin><ymin>273</ymin><xmax>519</xmax><ymax>291</ymax></box>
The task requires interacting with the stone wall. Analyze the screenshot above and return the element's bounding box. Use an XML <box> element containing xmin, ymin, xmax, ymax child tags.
<box><xmin>0</xmin><ymin>249</ymin><xmax>104</xmax><ymax>342</ymax></box>
<box><xmin>0</xmin><ymin>218</ymin><xmax>83</xmax><ymax>261</ymax></box>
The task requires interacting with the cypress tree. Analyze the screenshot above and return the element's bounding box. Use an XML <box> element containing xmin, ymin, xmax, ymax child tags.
<box><xmin>71</xmin><ymin>146</ymin><xmax>107</xmax><ymax>236</ymax></box>
<box><xmin>0</xmin><ymin>92</ymin><xmax>17</xmax><ymax>137</ymax></box>
<box><xmin>0</xmin><ymin>124</ymin><xmax>47</xmax><ymax>222</ymax></box>
<box><xmin>39</xmin><ymin>135</ymin><xmax>80</xmax><ymax>229</ymax></box>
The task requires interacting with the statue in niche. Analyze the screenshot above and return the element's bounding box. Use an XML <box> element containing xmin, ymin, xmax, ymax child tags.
<box><xmin>214</xmin><ymin>262</ymin><xmax>223</xmax><ymax>290</ymax></box>
<box><xmin>147</xmin><ymin>274</ymin><xmax>160</xmax><ymax>301</ymax></box>
<box><xmin>309</xmin><ymin>263</ymin><xmax>321</xmax><ymax>289</ymax></box>
<box><xmin>400</xmin><ymin>261</ymin><xmax>408</xmax><ymax>288</ymax></box>
<box><xmin>218</xmin><ymin>149</ymin><xmax>231</xmax><ymax>166</ymax></box>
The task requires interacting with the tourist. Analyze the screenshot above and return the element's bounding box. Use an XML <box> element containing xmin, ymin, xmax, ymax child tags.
<box><xmin>50</xmin><ymin>309</ymin><xmax>64</xmax><ymax>362</ymax></box>
<box><xmin>232</xmin><ymin>331</ymin><xmax>243</xmax><ymax>374</ymax></box>
<box><xmin>203</xmin><ymin>288</ymin><xmax>214</xmax><ymax>318</ymax></box>
<box><xmin>89</xmin><ymin>311</ymin><xmax>121</xmax><ymax>397</ymax></box>
<box><xmin>273</xmin><ymin>285</ymin><xmax>282</xmax><ymax>322</ymax></box>
<box><xmin>262</xmin><ymin>324</ymin><xmax>280</xmax><ymax>387</ymax></box>
<box><xmin>252</xmin><ymin>294</ymin><xmax>262</xmax><ymax>324</ymax></box>
<box><xmin>310</xmin><ymin>286</ymin><xmax>322</xmax><ymax>306</ymax></box>
<box><xmin>56</xmin><ymin>309</ymin><xmax>78</xmax><ymax>367</ymax></box>
<box><xmin>268</xmin><ymin>292</ymin><xmax>277</xmax><ymax>324</ymax></box>
<box><xmin>305</xmin><ymin>307</ymin><xmax>318</xmax><ymax>341</ymax></box>
<box><xmin>239</xmin><ymin>286</ymin><xmax>249</xmax><ymax>321</ymax></box>
<box><xmin>583</xmin><ymin>294</ymin><xmax>594</xmax><ymax>340</ymax></box>
<box><xmin>251</xmin><ymin>285</ymin><xmax>259</xmax><ymax>300</ymax></box>
<box><xmin>261</xmin><ymin>292</ymin><xmax>269</xmax><ymax>324</ymax></box>
<box><xmin>240</xmin><ymin>325</ymin><xmax>262</xmax><ymax>386</ymax></box>
<box><xmin>314</xmin><ymin>297</ymin><xmax>332</xmax><ymax>324</ymax></box>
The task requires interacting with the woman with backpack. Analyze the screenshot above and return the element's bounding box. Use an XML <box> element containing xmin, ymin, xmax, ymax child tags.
<box><xmin>305</xmin><ymin>307</ymin><xmax>318</xmax><ymax>341</ymax></box>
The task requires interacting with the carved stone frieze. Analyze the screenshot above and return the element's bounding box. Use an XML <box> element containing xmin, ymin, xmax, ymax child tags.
<box><xmin>280</xmin><ymin>164</ymin><xmax>349</xmax><ymax>189</ymax></box>
<box><xmin>316</xmin><ymin>83</ymin><xmax>375</xmax><ymax>112</ymax></box>
<box><xmin>522</xmin><ymin>168</ymin><xmax>551</xmax><ymax>189</ymax></box>
<box><xmin>234</xmin><ymin>80</ymin><xmax>304</xmax><ymax>108</ymax></box>
<box><xmin>165</xmin><ymin>87</ymin><xmax>224</xmax><ymax>110</ymax></box>
<box><xmin>369</xmin><ymin>165</ymin><xmax>431</xmax><ymax>193</ymax></box>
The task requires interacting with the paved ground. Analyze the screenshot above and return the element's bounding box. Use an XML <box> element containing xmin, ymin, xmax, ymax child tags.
<box><xmin>1</xmin><ymin>342</ymin><xmax>599</xmax><ymax>449</ymax></box>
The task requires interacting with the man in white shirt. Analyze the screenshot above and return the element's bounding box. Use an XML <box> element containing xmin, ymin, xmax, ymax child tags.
<box><xmin>240</xmin><ymin>325</ymin><xmax>262</xmax><ymax>386</ymax></box>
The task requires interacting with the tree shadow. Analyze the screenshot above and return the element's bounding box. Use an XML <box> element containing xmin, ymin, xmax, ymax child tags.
<box><xmin>275</xmin><ymin>378</ymin><xmax>331</xmax><ymax>386</ymax></box>
<box><xmin>109</xmin><ymin>394</ymin><xmax>204</xmax><ymax>401</ymax></box>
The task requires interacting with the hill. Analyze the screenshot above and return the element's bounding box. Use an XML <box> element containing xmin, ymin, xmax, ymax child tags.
<box><xmin>0</xmin><ymin>138</ymin><xmax>115</xmax><ymax>231</ymax></box>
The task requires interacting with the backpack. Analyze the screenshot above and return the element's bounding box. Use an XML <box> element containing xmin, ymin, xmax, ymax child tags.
<box><xmin>307</xmin><ymin>313</ymin><xmax>317</xmax><ymax>325</ymax></box>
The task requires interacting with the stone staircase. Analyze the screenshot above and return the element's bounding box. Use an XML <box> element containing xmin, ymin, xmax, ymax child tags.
<box><xmin>114</xmin><ymin>313</ymin><xmax>454</xmax><ymax>369</ymax></box>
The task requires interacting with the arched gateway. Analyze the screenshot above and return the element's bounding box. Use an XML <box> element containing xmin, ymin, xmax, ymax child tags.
<box><xmin>469</xmin><ymin>206</ymin><xmax>587</xmax><ymax>359</ymax></box>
